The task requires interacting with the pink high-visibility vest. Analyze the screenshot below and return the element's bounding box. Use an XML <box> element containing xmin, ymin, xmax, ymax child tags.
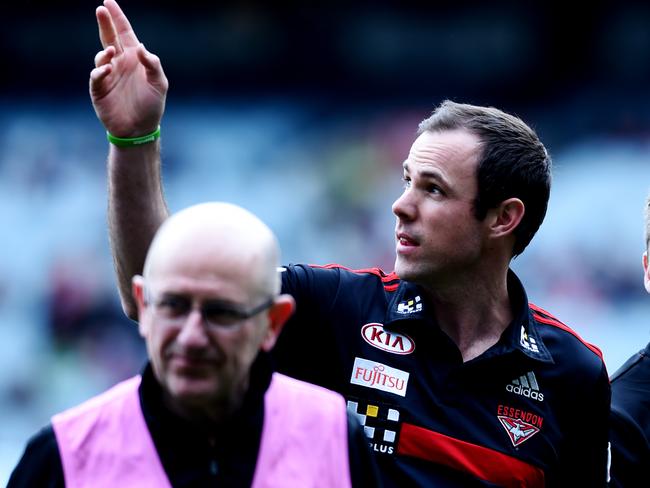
<box><xmin>52</xmin><ymin>373</ymin><xmax>352</xmax><ymax>488</ymax></box>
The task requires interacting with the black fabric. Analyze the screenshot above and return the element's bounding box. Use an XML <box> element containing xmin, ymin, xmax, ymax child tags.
<box><xmin>275</xmin><ymin>264</ymin><xmax>611</xmax><ymax>487</ymax></box>
<box><xmin>141</xmin><ymin>354</ymin><xmax>269</xmax><ymax>487</ymax></box>
<box><xmin>6</xmin><ymin>424</ymin><xmax>63</xmax><ymax>488</ymax></box>
<box><xmin>609</xmin><ymin>343</ymin><xmax>650</xmax><ymax>488</ymax></box>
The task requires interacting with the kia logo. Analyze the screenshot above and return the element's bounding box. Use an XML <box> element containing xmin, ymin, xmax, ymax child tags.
<box><xmin>361</xmin><ymin>323</ymin><xmax>415</xmax><ymax>355</ymax></box>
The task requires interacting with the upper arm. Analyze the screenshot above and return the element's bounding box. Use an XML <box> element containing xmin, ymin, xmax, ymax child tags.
<box><xmin>272</xmin><ymin>265</ymin><xmax>343</xmax><ymax>388</ymax></box>
<box><xmin>609</xmin><ymin>406</ymin><xmax>649</xmax><ymax>488</ymax></box>
<box><xmin>608</xmin><ymin>360</ymin><xmax>650</xmax><ymax>488</ymax></box>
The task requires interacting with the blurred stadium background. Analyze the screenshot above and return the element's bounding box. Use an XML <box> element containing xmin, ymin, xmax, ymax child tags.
<box><xmin>2</xmin><ymin>0</ymin><xmax>650</xmax><ymax>481</ymax></box>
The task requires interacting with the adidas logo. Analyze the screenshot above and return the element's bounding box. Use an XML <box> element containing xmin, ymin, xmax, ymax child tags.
<box><xmin>506</xmin><ymin>371</ymin><xmax>544</xmax><ymax>402</ymax></box>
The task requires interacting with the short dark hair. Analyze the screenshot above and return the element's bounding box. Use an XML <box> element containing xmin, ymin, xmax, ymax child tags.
<box><xmin>418</xmin><ymin>100</ymin><xmax>551</xmax><ymax>256</ymax></box>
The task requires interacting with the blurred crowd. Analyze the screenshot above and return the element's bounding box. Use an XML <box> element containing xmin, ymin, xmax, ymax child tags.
<box><xmin>0</xmin><ymin>98</ymin><xmax>649</xmax><ymax>482</ymax></box>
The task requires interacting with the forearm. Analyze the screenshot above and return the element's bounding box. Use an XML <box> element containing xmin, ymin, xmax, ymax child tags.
<box><xmin>90</xmin><ymin>1</ymin><xmax>170</xmax><ymax>320</ymax></box>
<box><xmin>108</xmin><ymin>141</ymin><xmax>168</xmax><ymax>319</ymax></box>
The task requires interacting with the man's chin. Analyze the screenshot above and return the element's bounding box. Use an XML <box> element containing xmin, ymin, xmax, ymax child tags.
<box><xmin>395</xmin><ymin>262</ymin><xmax>418</xmax><ymax>282</ymax></box>
<box><xmin>168</xmin><ymin>377</ymin><xmax>220</xmax><ymax>404</ymax></box>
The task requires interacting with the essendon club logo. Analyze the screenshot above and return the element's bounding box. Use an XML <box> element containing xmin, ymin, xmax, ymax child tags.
<box><xmin>361</xmin><ymin>323</ymin><xmax>415</xmax><ymax>355</ymax></box>
<box><xmin>497</xmin><ymin>404</ymin><xmax>543</xmax><ymax>446</ymax></box>
<box><xmin>498</xmin><ymin>417</ymin><xmax>540</xmax><ymax>446</ymax></box>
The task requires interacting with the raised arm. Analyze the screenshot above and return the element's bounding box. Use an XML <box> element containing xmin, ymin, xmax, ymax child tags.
<box><xmin>90</xmin><ymin>0</ymin><xmax>169</xmax><ymax>319</ymax></box>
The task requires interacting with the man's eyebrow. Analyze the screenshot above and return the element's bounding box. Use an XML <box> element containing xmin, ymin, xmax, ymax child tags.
<box><xmin>402</xmin><ymin>161</ymin><xmax>444</xmax><ymax>181</ymax></box>
<box><xmin>158</xmin><ymin>290</ymin><xmax>184</xmax><ymax>297</ymax></box>
<box><xmin>156</xmin><ymin>292</ymin><xmax>187</xmax><ymax>301</ymax></box>
<box><xmin>419</xmin><ymin>169</ymin><xmax>444</xmax><ymax>181</ymax></box>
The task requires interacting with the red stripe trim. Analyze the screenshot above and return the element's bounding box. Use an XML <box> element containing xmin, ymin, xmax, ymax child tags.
<box><xmin>528</xmin><ymin>302</ymin><xmax>555</xmax><ymax>319</ymax></box>
<box><xmin>529</xmin><ymin>302</ymin><xmax>604</xmax><ymax>361</ymax></box>
<box><xmin>532</xmin><ymin>313</ymin><xmax>604</xmax><ymax>361</ymax></box>
<box><xmin>397</xmin><ymin>423</ymin><xmax>545</xmax><ymax>488</ymax></box>
<box><xmin>309</xmin><ymin>263</ymin><xmax>399</xmax><ymax>283</ymax></box>
<box><xmin>309</xmin><ymin>263</ymin><xmax>400</xmax><ymax>291</ymax></box>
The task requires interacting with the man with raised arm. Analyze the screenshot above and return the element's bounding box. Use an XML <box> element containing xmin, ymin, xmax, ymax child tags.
<box><xmin>90</xmin><ymin>1</ymin><xmax>611</xmax><ymax>486</ymax></box>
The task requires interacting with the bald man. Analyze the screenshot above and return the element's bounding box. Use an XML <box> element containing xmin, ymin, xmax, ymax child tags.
<box><xmin>8</xmin><ymin>203</ymin><xmax>379</xmax><ymax>487</ymax></box>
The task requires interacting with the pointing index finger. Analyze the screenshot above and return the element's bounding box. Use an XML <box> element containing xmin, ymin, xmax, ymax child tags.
<box><xmin>96</xmin><ymin>5</ymin><xmax>122</xmax><ymax>53</ymax></box>
<box><xmin>103</xmin><ymin>0</ymin><xmax>140</xmax><ymax>49</ymax></box>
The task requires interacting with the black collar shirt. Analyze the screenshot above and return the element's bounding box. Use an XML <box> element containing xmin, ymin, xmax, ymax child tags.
<box><xmin>274</xmin><ymin>264</ymin><xmax>610</xmax><ymax>487</ymax></box>
<box><xmin>609</xmin><ymin>342</ymin><xmax>650</xmax><ymax>488</ymax></box>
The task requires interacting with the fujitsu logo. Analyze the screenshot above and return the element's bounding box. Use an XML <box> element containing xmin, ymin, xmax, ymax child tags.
<box><xmin>350</xmin><ymin>357</ymin><xmax>410</xmax><ymax>397</ymax></box>
<box><xmin>361</xmin><ymin>323</ymin><xmax>415</xmax><ymax>355</ymax></box>
<box><xmin>506</xmin><ymin>371</ymin><xmax>544</xmax><ymax>402</ymax></box>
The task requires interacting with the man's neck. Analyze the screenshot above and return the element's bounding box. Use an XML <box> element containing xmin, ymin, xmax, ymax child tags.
<box><xmin>421</xmin><ymin>270</ymin><xmax>513</xmax><ymax>362</ymax></box>
<box><xmin>163</xmin><ymin>381</ymin><xmax>249</xmax><ymax>427</ymax></box>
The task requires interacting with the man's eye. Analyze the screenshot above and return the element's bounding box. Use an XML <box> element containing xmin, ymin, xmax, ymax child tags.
<box><xmin>203</xmin><ymin>306</ymin><xmax>242</xmax><ymax>326</ymax></box>
<box><xmin>402</xmin><ymin>176</ymin><xmax>411</xmax><ymax>188</ymax></box>
<box><xmin>159</xmin><ymin>297</ymin><xmax>190</xmax><ymax>317</ymax></box>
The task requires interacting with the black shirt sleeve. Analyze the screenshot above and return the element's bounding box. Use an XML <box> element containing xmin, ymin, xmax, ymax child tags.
<box><xmin>609</xmin><ymin>345</ymin><xmax>650</xmax><ymax>488</ymax></box>
<box><xmin>6</xmin><ymin>425</ymin><xmax>65</xmax><ymax>488</ymax></box>
<box><xmin>562</xmin><ymin>360</ymin><xmax>611</xmax><ymax>487</ymax></box>
<box><xmin>347</xmin><ymin>410</ymin><xmax>382</xmax><ymax>488</ymax></box>
<box><xmin>609</xmin><ymin>406</ymin><xmax>648</xmax><ymax>488</ymax></box>
<box><xmin>274</xmin><ymin>264</ymin><xmax>346</xmax><ymax>391</ymax></box>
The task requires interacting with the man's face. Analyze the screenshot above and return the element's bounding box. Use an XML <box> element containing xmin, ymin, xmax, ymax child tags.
<box><xmin>138</xmin><ymin>262</ymin><xmax>271</xmax><ymax>409</ymax></box>
<box><xmin>392</xmin><ymin>129</ymin><xmax>488</xmax><ymax>284</ymax></box>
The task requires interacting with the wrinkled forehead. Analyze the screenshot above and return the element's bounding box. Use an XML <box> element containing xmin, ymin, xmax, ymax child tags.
<box><xmin>407</xmin><ymin>129</ymin><xmax>482</xmax><ymax>166</ymax></box>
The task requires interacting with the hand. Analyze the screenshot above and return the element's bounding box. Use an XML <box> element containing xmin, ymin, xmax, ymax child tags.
<box><xmin>89</xmin><ymin>0</ymin><xmax>168</xmax><ymax>138</ymax></box>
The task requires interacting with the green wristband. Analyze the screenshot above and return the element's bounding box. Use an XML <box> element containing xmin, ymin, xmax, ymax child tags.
<box><xmin>106</xmin><ymin>126</ymin><xmax>161</xmax><ymax>147</ymax></box>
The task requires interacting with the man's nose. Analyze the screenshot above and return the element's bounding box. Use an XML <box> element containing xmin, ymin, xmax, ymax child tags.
<box><xmin>176</xmin><ymin>309</ymin><xmax>210</xmax><ymax>347</ymax></box>
<box><xmin>392</xmin><ymin>188</ymin><xmax>416</xmax><ymax>221</ymax></box>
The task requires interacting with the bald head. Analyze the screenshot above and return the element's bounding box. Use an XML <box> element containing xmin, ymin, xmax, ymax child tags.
<box><xmin>134</xmin><ymin>203</ymin><xmax>294</xmax><ymax>419</ymax></box>
<box><xmin>144</xmin><ymin>202</ymin><xmax>281</xmax><ymax>299</ymax></box>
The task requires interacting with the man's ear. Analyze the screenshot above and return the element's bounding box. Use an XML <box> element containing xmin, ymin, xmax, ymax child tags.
<box><xmin>488</xmin><ymin>198</ymin><xmax>526</xmax><ymax>239</ymax></box>
<box><xmin>132</xmin><ymin>275</ymin><xmax>148</xmax><ymax>337</ymax></box>
<box><xmin>260</xmin><ymin>294</ymin><xmax>296</xmax><ymax>352</ymax></box>
<box><xmin>642</xmin><ymin>252</ymin><xmax>650</xmax><ymax>294</ymax></box>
